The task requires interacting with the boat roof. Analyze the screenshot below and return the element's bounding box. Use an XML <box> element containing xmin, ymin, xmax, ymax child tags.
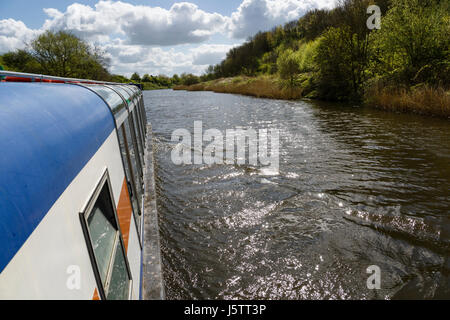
<box><xmin>0</xmin><ymin>82</ymin><xmax>116</xmax><ymax>272</ymax></box>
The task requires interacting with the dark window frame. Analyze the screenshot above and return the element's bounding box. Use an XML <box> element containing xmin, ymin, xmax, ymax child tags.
<box><xmin>79</xmin><ymin>169</ymin><xmax>133</xmax><ymax>300</ymax></box>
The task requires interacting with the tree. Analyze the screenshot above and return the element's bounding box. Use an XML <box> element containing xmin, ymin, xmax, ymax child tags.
<box><xmin>156</xmin><ymin>75</ymin><xmax>171</xmax><ymax>87</ymax></box>
<box><xmin>172</xmin><ymin>74</ymin><xmax>180</xmax><ymax>85</ymax></box>
<box><xmin>315</xmin><ymin>27</ymin><xmax>358</xmax><ymax>101</ymax></box>
<box><xmin>131</xmin><ymin>72</ymin><xmax>141</xmax><ymax>82</ymax></box>
<box><xmin>30</xmin><ymin>31</ymin><xmax>110</xmax><ymax>80</ymax></box>
<box><xmin>86</xmin><ymin>45</ymin><xmax>111</xmax><ymax>80</ymax></box>
<box><xmin>2</xmin><ymin>49</ymin><xmax>42</xmax><ymax>73</ymax></box>
<box><xmin>111</xmin><ymin>74</ymin><xmax>130</xmax><ymax>83</ymax></box>
<box><xmin>142</xmin><ymin>74</ymin><xmax>151</xmax><ymax>82</ymax></box>
<box><xmin>370</xmin><ymin>0</ymin><xmax>450</xmax><ymax>86</ymax></box>
<box><xmin>297</xmin><ymin>39</ymin><xmax>320</xmax><ymax>72</ymax></box>
<box><xmin>313</xmin><ymin>0</ymin><xmax>374</xmax><ymax>101</ymax></box>
<box><xmin>180</xmin><ymin>73</ymin><xmax>199</xmax><ymax>85</ymax></box>
<box><xmin>277</xmin><ymin>49</ymin><xmax>301</xmax><ymax>89</ymax></box>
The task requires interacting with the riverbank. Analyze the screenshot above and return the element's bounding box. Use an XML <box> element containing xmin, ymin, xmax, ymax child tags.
<box><xmin>142</xmin><ymin>82</ymin><xmax>172</xmax><ymax>91</ymax></box>
<box><xmin>174</xmin><ymin>76</ymin><xmax>302</xmax><ymax>100</ymax></box>
<box><xmin>364</xmin><ymin>84</ymin><xmax>450</xmax><ymax>118</ymax></box>
<box><xmin>174</xmin><ymin>76</ymin><xmax>450</xmax><ymax>118</ymax></box>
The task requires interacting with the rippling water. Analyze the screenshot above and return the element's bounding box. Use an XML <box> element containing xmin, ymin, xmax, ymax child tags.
<box><xmin>144</xmin><ymin>89</ymin><xmax>450</xmax><ymax>300</ymax></box>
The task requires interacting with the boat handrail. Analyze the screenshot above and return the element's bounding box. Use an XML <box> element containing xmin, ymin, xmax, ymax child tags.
<box><xmin>0</xmin><ymin>70</ymin><xmax>130</xmax><ymax>86</ymax></box>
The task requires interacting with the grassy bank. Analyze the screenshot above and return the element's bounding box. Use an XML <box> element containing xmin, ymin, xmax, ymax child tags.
<box><xmin>365</xmin><ymin>84</ymin><xmax>450</xmax><ymax>118</ymax></box>
<box><xmin>174</xmin><ymin>76</ymin><xmax>450</xmax><ymax>118</ymax></box>
<box><xmin>173</xmin><ymin>76</ymin><xmax>302</xmax><ymax>100</ymax></box>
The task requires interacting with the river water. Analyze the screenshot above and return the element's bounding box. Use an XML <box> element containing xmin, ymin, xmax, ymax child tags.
<box><xmin>144</xmin><ymin>89</ymin><xmax>450</xmax><ymax>300</ymax></box>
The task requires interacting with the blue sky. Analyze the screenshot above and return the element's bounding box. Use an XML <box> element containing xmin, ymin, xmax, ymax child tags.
<box><xmin>0</xmin><ymin>0</ymin><xmax>336</xmax><ymax>76</ymax></box>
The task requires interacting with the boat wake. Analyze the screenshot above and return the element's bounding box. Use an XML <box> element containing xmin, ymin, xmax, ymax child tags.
<box><xmin>343</xmin><ymin>209</ymin><xmax>450</xmax><ymax>253</ymax></box>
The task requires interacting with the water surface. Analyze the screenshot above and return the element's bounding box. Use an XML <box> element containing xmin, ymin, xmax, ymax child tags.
<box><xmin>145</xmin><ymin>89</ymin><xmax>450</xmax><ymax>299</ymax></box>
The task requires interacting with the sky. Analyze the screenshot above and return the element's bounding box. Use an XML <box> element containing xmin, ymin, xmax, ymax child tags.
<box><xmin>0</xmin><ymin>0</ymin><xmax>336</xmax><ymax>77</ymax></box>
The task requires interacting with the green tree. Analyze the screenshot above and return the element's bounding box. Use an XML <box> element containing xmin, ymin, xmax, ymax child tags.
<box><xmin>314</xmin><ymin>0</ymin><xmax>373</xmax><ymax>101</ymax></box>
<box><xmin>156</xmin><ymin>75</ymin><xmax>171</xmax><ymax>87</ymax></box>
<box><xmin>31</xmin><ymin>31</ymin><xmax>110</xmax><ymax>80</ymax></box>
<box><xmin>370</xmin><ymin>0</ymin><xmax>450</xmax><ymax>85</ymax></box>
<box><xmin>111</xmin><ymin>74</ymin><xmax>130</xmax><ymax>83</ymax></box>
<box><xmin>85</xmin><ymin>45</ymin><xmax>111</xmax><ymax>80</ymax></box>
<box><xmin>315</xmin><ymin>27</ymin><xmax>364</xmax><ymax>101</ymax></box>
<box><xmin>277</xmin><ymin>49</ymin><xmax>301</xmax><ymax>88</ymax></box>
<box><xmin>2</xmin><ymin>50</ymin><xmax>42</xmax><ymax>73</ymax></box>
<box><xmin>180</xmin><ymin>73</ymin><xmax>199</xmax><ymax>86</ymax></box>
<box><xmin>131</xmin><ymin>72</ymin><xmax>141</xmax><ymax>82</ymax></box>
<box><xmin>172</xmin><ymin>74</ymin><xmax>180</xmax><ymax>85</ymax></box>
<box><xmin>142</xmin><ymin>74</ymin><xmax>151</xmax><ymax>82</ymax></box>
<box><xmin>297</xmin><ymin>39</ymin><xmax>320</xmax><ymax>72</ymax></box>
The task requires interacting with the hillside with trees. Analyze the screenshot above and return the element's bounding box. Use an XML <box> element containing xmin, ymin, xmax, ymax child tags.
<box><xmin>176</xmin><ymin>0</ymin><xmax>450</xmax><ymax>117</ymax></box>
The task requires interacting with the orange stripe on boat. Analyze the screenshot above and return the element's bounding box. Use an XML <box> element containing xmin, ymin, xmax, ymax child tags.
<box><xmin>92</xmin><ymin>288</ymin><xmax>100</xmax><ymax>300</ymax></box>
<box><xmin>116</xmin><ymin>178</ymin><xmax>133</xmax><ymax>252</ymax></box>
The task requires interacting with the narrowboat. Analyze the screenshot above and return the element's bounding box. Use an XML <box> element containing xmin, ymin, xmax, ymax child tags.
<box><xmin>0</xmin><ymin>71</ymin><xmax>158</xmax><ymax>300</ymax></box>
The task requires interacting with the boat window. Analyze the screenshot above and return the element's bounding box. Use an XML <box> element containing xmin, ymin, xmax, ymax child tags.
<box><xmin>138</xmin><ymin>97</ymin><xmax>147</xmax><ymax>130</ymax></box>
<box><xmin>131</xmin><ymin>110</ymin><xmax>145</xmax><ymax>164</ymax></box>
<box><xmin>110</xmin><ymin>86</ymin><xmax>133</xmax><ymax>106</ymax></box>
<box><xmin>118</xmin><ymin>125</ymin><xmax>142</xmax><ymax>233</ymax></box>
<box><xmin>125</xmin><ymin>117</ymin><xmax>144</xmax><ymax>180</ymax></box>
<box><xmin>123</xmin><ymin>86</ymin><xmax>140</xmax><ymax>109</ymax></box>
<box><xmin>134</xmin><ymin>104</ymin><xmax>146</xmax><ymax>149</ymax></box>
<box><xmin>120</xmin><ymin>85</ymin><xmax>136</xmax><ymax>100</ymax></box>
<box><xmin>83</xmin><ymin>85</ymin><xmax>127</xmax><ymax>120</ymax></box>
<box><xmin>107</xmin><ymin>241</ymin><xmax>131</xmax><ymax>300</ymax></box>
<box><xmin>87</xmin><ymin>205</ymin><xmax>116</xmax><ymax>283</ymax></box>
<box><xmin>127</xmin><ymin>85</ymin><xmax>139</xmax><ymax>95</ymax></box>
<box><xmin>81</xmin><ymin>172</ymin><xmax>132</xmax><ymax>300</ymax></box>
<box><xmin>124</xmin><ymin>120</ymin><xmax>143</xmax><ymax>190</ymax></box>
<box><xmin>137</xmin><ymin>105</ymin><xmax>146</xmax><ymax>144</ymax></box>
<box><xmin>125</xmin><ymin>88</ymin><xmax>144</xmax><ymax>145</ymax></box>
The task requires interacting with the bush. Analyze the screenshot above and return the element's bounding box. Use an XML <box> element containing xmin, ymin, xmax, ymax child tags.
<box><xmin>370</xmin><ymin>0</ymin><xmax>450</xmax><ymax>86</ymax></box>
<box><xmin>277</xmin><ymin>49</ymin><xmax>301</xmax><ymax>89</ymax></box>
<box><xmin>297</xmin><ymin>39</ymin><xmax>320</xmax><ymax>72</ymax></box>
<box><xmin>314</xmin><ymin>27</ymin><xmax>357</xmax><ymax>101</ymax></box>
<box><xmin>2</xmin><ymin>50</ymin><xmax>42</xmax><ymax>73</ymax></box>
<box><xmin>180</xmin><ymin>73</ymin><xmax>200</xmax><ymax>86</ymax></box>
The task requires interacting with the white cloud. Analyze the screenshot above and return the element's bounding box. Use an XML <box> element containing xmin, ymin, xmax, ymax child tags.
<box><xmin>0</xmin><ymin>0</ymin><xmax>338</xmax><ymax>76</ymax></box>
<box><xmin>41</xmin><ymin>1</ymin><xmax>228</xmax><ymax>46</ymax></box>
<box><xmin>123</xmin><ymin>2</ymin><xmax>228</xmax><ymax>46</ymax></box>
<box><xmin>41</xmin><ymin>4</ymin><xmax>118</xmax><ymax>43</ymax></box>
<box><xmin>228</xmin><ymin>0</ymin><xmax>336</xmax><ymax>39</ymax></box>
<box><xmin>103</xmin><ymin>40</ymin><xmax>194</xmax><ymax>76</ymax></box>
<box><xmin>191</xmin><ymin>44</ymin><xmax>236</xmax><ymax>65</ymax></box>
<box><xmin>102</xmin><ymin>40</ymin><xmax>238</xmax><ymax>76</ymax></box>
<box><xmin>0</xmin><ymin>19</ymin><xmax>40</xmax><ymax>53</ymax></box>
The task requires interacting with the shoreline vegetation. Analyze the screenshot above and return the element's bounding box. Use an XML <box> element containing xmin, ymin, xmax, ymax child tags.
<box><xmin>174</xmin><ymin>76</ymin><xmax>302</xmax><ymax>100</ymax></box>
<box><xmin>174</xmin><ymin>0</ymin><xmax>449</xmax><ymax>119</ymax></box>
<box><xmin>173</xmin><ymin>76</ymin><xmax>450</xmax><ymax>118</ymax></box>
